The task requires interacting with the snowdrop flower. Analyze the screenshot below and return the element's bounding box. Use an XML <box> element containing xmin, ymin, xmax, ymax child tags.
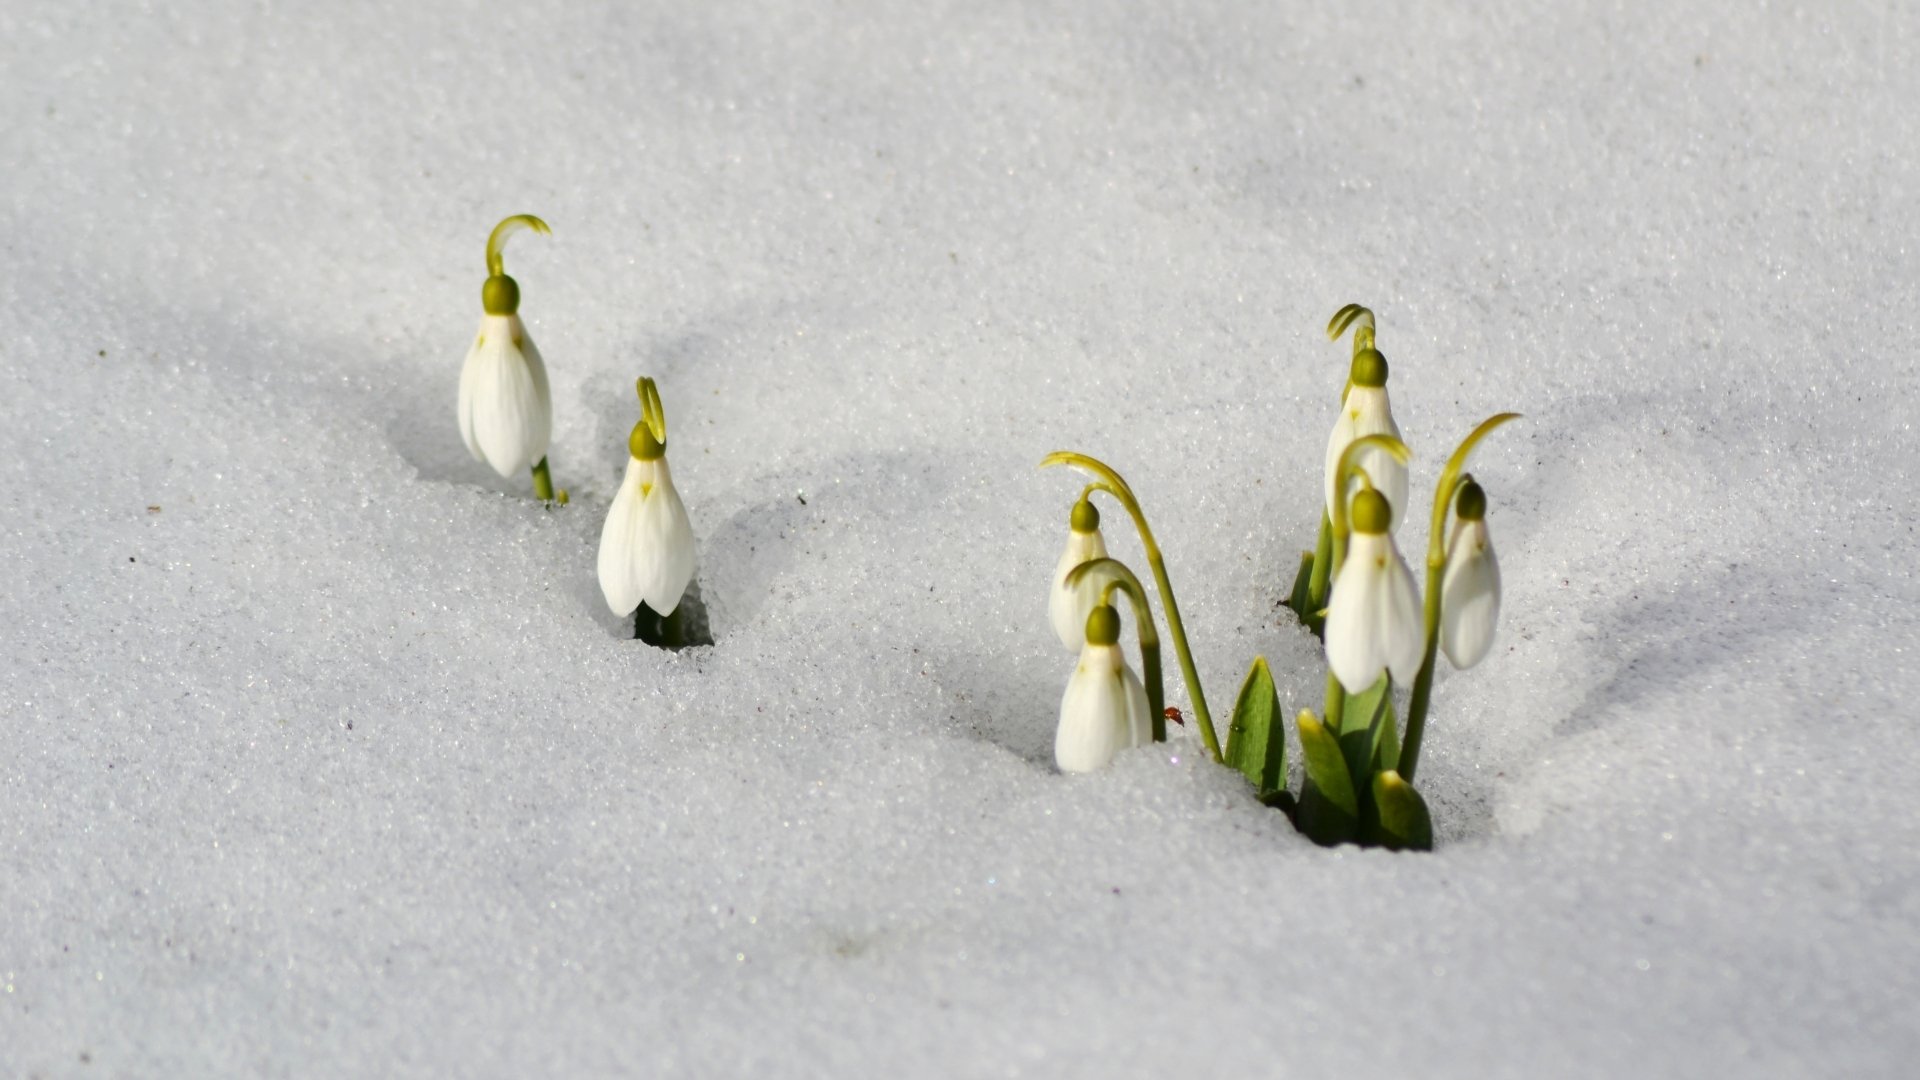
<box><xmin>458</xmin><ymin>215</ymin><xmax>558</xmax><ymax>497</ymax></box>
<box><xmin>1440</xmin><ymin>479</ymin><xmax>1501</xmax><ymax>669</ymax></box>
<box><xmin>1049</xmin><ymin>497</ymin><xmax>1111</xmax><ymax>651</ymax></box>
<box><xmin>1324</xmin><ymin>488</ymin><xmax>1423</xmax><ymax>694</ymax></box>
<box><xmin>598</xmin><ymin>378</ymin><xmax>696</xmax><ymax>617</ymax></box>
<box><xmin>1056</xmin><ymin>604</ymin><xmax>1153</xmax><ymax>773</ymax></box>
<box><xmin>1323</xmin><ymin>348</ymin><xmax>1408</xmax><ymax>533</ymax></box>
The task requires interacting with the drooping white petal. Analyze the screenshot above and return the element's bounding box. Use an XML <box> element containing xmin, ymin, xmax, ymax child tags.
<box><xmin>1324</xmin><ymin>531</ymin><xmax>1423</xmax><ymax>693</ymax></box>
<box><xmin>597</xmin><ymin>456</ymin><xmax>697</xmax><ymax>617</ymax></box>
<box><xmin>457</xmin><ymin>319</ymin><xmax>485</xmax><ymax>463</ymax></box>
<box><xmin>1048</xmin><ymin>526</ymin><xmax>1110</xmax><ymax>651</ymax></box>
<box><xmin>630</xmin><ymin>458</ymin><xmax>697</xmax><ymax>614</ymax></box>
<box><xmin>457</xmin><ymin>314</ymin><xmax>551</xmax><ymax>478</ymax></box>
<box><xmin>1322</xmin><ymin>386</ymin><xmax>1408</xmax><ymax>532</ymax></box>
<box><xmin>1440</xmin><ymin>518</ymin><xmax>1501</xmax><ymax>669</ymax></box>
<box><xmin>1055</xmin><ymin>643</ymin><xmax>1150</xmax><ymax>773</ymax></box>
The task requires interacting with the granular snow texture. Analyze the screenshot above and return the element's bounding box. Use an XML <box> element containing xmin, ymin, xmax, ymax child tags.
<box><xmin>2</xmin><ymin>1</ymin><xmax>1917</xmax><ymax>1076</ymax></box>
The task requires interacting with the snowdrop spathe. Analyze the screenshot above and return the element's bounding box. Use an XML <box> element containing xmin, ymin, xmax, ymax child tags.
<box><xmin>598</xmin><ymin>378</ymin><xmax>696</xmax><ymax>618</ymax></box>
<box><xmin>1055</xmin><ymin>604</ymin><xmax>1153</xmax><ymax>773</ymax></box>
<box><xmin>1439</xmin><ymin>480</ymin><xmax>1501</xmax><ymax>669</ymax></box>
<box><xmin>1049</xmin><ymin>497</ymin><xmax>1111</xmax><ymax>651</ymax></box>
<box><xmin>1324</xmin><ymin>488</ymin><xmax>1423</xmax><ymax>694</ymax></box>
<box><xmin>1323</xmin><ymin>348</ymin><xmax>1408</xmax><ymax>533</ymax></box>
<box><xmin>457</xmin><ymin>214</ymin><xmax>558</xmax><ymax>497</ymax></box>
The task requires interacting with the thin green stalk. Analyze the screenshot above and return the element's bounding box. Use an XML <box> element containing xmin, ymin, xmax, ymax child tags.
<box><xmin>1399</xmin><ymin>412</ymin><xmax>1520</xmax><ymax>782</ymax></box>
<box><xmin>1069</xmin><ymin>558</ymin><xmax>1168</xmax><ymax>743</ymax></box>
<box><xmin>486</xmin><ymin>214</ymin><xmax>550</xmax><ymax>277</ymax></box>
<box><xmin>1401</xmin><ymin>563</ymin><xmax>1444</xmax><ymax>782</ymax></box>
<box><xmin>1041</xmin><ymin>452</ymin><xmax>1221</xmax><ymax>762</ymax></box>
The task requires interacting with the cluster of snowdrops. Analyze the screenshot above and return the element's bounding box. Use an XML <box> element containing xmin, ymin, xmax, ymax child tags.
<box><xmin>1042</xmin><ymin>305</ymin><xmax>1516</xmax><ymax>849</ymax></box>
<box><xmin>459</xmin><ymin>215</ymin><xmax>1516</xmax><ymax>848</ymax></box>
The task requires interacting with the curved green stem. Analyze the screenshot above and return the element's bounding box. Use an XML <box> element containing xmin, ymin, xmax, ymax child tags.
<box><xmin>486</xmin><ymin>214</ymin><xmax>550</xmax><ymax>277</ymax></box>
<box><xmin>1041</xmin><ymin>451</ymin><xmax>1221</xmax><ymax>762</ymax></box>
<box><xmin>1069</xmin><ymin>558</ymin><xmax>1166</xmax><ymax>743</ymax></box>
<box><xmin>1401</xmin><ymin>412</ymin><xmax>1520</xmax><ymax>782</ymax></box>
<box><xmin>1328</xmin><ymin>304</ymin><xmax>1377</xmax><ymax>401</ymax></box>
<box><xmin>1329</xmin><ymin>434</ymin><xmax>1411</xmax><ymax>577</ymax></box>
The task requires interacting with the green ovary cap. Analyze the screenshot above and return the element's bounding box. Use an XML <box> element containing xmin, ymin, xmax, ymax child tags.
<box><xmin>1351</xmin><ymin>488</ymin><xmax>1392</xmax><ymax>534</ymax></box>
<box><xmin>629</xmin><ymin>420</ymin><xmax>665</xmax><ymax>460</ymax></box>
<box><xmin>1350</xmin><ymin>348</ymin><xmax>1389</xmax><ymax>388</ymax></box>
<box><xmin>1084</xmin><ymin>603</ymin><xmax>1121</xmax><ymax>646</ymax></box>
<box><xmin>482</xmin><ymin>274</ymin><xmax>520</xmax><ymax>315</ymax></box>
<box><xmin>1455</xmin><ymin>479</ymin><xmax>1487</xmax><ymax>521</ymax></box>
<box><xmin>1069</xmin><ymin>496</ymin><xmax>1100</xmax><ymax>533</ymax></box>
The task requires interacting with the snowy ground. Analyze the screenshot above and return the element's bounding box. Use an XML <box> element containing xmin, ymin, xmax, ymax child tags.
<box><xmin>4</xmin><ymin>1</ymin><xmax>1918</xmax><ymax>1076</ymax></box>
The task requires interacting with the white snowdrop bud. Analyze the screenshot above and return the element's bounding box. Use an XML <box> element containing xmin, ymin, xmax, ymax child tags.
<box><xmin>458</xmin><ymin>215</ymin><xmax>555</xmax><ymax>484</ymax></box>
<box><xmin>597</xmin><ymin>383</ymin><xmax>697</xmax><ymax>617</ymax></box>
<box><xmin>458</xmin><ymin>311</ymin><xmax>552</xmax><ymax>478</ymax></box>
<box><xmin>1049</xmin><ymin>497</ymin><xmax>1110</xmax><ymax>651</ymax></box>
<box><xmin>1324</xmin><ymin>489</ymin><xmax>1424</xmax><ymax>694</ymax></box>
<box><xmin>1323</xmin><ymin>349</ymin><xmax>1407</xmax><ymax>532</ymax></box>
<box><xmin>1440</xmin><ymin>481</ymin><xmax>1501</xmax><ymax>669</ymax></box>
<box><xmin>1055</xmin><ymin>604</ymin><xmax>1154</xmax><ymax>773</ymax></box>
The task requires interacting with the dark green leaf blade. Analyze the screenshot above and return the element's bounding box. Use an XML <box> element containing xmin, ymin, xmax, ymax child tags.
<box><xmin>1296</xmin><ymin>710</ymin><xmax>1357</xmax><ymax>845</ymax></box>
<box><xmin>1370</xmin><ymin>769</ymin><xmax>1434</xmax><ymax>852</ymax></box>
<box><xmin>1224</xmin><ymin>657</ymin><xmax>1285</xmax><ymax>796</ymax></box>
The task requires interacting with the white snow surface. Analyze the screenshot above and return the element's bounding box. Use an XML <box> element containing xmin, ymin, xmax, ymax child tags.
<box><xmin>3</xmin><ymin>1</ymin><xmax>1917</xmax><ymax>1076</ymax></box>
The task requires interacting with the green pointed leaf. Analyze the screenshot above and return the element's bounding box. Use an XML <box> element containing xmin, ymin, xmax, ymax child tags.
<box><xmin>1296</xmin><ymin>710</ymin><xmax>1357</xmax><ymax>845</ymax></box>
<box><xmin>1224</xmin><ymin>657</ymin><xmax>1285</xmax><ymax>796</ymax></box>
<box><xmin>1283</xmin><ymin>551</ymin><xmax>1315</xmax><ymax>619</ymax></box>
<box><xmin>1370</xmin><ymin>769</ymin><xmax>1433</xmax><ymax>851</ymax></box>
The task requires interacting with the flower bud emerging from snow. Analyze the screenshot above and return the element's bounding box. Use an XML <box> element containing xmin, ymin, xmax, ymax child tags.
<box><xmin>1055</xmin><ymin>603</ymin><xmax>1153</xmax><ymax>773</ymax></box>
<box><xmin>1323</xmin><ymin>348</ymin><xmax>1408</xmax><ymax>532</ymax></box>
<box><xmin>458</xmin><ymin>304</ymin><xmax>552</xmax><ymax>479</ymax></box>
<box><xmin>1440</xmin><ymin>480</ymin><xmax>1501</xmax><ymax>669</ymax></box>
<box><xmin>1049</xmin><ymin>497</ymin><xmax>1110</xmax><ymax>651</ymax></box>
<box><xmin>459</xmin><ymin>215</ymin><xmax>555</xmax><ymax>487</ymax></box>
<box><xmin>1324</xmin><ymin>488</ymin><xmax>1423</xmax><ymax>694</ymax></box>
<box><xmin>597</xmin><ymin>386</ymin><xmax>696</xmax><ymax>617</ymax></box>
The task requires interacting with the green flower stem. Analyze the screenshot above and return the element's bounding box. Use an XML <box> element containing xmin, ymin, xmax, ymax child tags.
<box><xmin>1327</xmin><ymin>303</ymin><xmax>1376</xmax><ymax>403</ymax></box>
<box><xmin>1400</xmin><ymin>561</ymin><xmax>1445</xmax><ymax>782</ymax></box>
<box><xmin>1399</xmin><ymin>412</ymin><xmax>1520</xmax><ymax>782</ymax></box>
<box><xmin>486</xmin><ymin>214</ymin><xmax>550</xmax><ymax>277</ymax></box>
<box><xmin>530</xmin><ymin>456</ymin><xmax>556</xmax><ymax>502</ymax></box>
<box><xmin>1070</xmin><ymin>559</ymin><xmax>1166</xmax><ymax>742</ymax></box>
<box><xmin>1330</xmin><ymin>433</ymin><xmax>1412</xmax><ymax>576</ymax></box>
<box><xmin>1041</xmin><ymin>452</ymin><xmax>1221</xmax><ymax>762</ymax></box>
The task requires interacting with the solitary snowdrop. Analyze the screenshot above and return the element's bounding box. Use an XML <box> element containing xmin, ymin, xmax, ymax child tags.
<box><xmin>598</xmin><ymin>377</ymin><xmax>696</xmax><ymax>618</ymax></box>
<box><xmin>1439</xmin><ymin>479</ymin><xmax>1502</xmax><ymax>669</ymax></box>
<box><xmin>1324</xmin><ymin>488</ymin><xmax>1423</xmax><ymax>694</ymax></box>
<box><xmin>458</xmin><ymin>214</ymin><xmax>560</xmax><ymax>499</ymax></box>
<box><xmin>1056</xmin><ymin>604</ymin><xmax>1154</xmax><ymax>773</ymax></box>
<box><xmin>1049</xmin><ymin>496</ymin><xmax>1111</xmax><ymax>651</ymax></box>
<box><xmin>1323</xmin><ymin>348</ymin><xmax>1408</xmax><ymax>532</ymax></box>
